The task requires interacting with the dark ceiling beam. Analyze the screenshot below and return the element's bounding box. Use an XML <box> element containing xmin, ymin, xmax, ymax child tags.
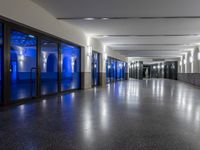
<box><xmin>57</xmin><ymin>16</ymin><xmax>200</xmax><ymax>20</ymax></box>
<box><xmin>114</xmin><ymin>49</ymin><xmax>181</xmax><ymax>51</ymax></box>
<box><xmin>109</xmin><ymin>44</ymin><xmax>195</xmax><ymax>46</ymax></box>
<box><xmin>95</xmin><ymin>34</ymin><xmax>200</xmax><ymax>37</ymax></box>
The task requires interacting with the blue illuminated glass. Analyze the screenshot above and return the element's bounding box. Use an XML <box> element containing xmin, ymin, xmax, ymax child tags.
<box><xmin>106</xmin><ymin>58</ymin><xmax>118</xmax><ymax>83</ymax></box>
<box><xmin>110</xmin><ymin>59</ymin><xmax>114</xmax><ymax>82</ymax></box>
<box><xmin>106</xmin><ymin>58</ymin><xmax>111</xmax><ymax>83</ymax></box>
<box><xmin>61</xmin><ymin>43</ymin><xmax>81</xmax><ymax>91</ymax></box>
<box><xmin>106</xmin><ymin>58</ymin><xmax>126</xmax><ymax>82</ymax></box>
<box><xmin>92</xmin><ymin>51</ymin><xmax>99</xmax><ymax>86</ymax></box>
<box><xmin>111</xmin><ymin>59</ymin><xmax>117</xmax><ymax>82</ymax></box>
<box><xmin>0</xmin><ymin>23</ymin><xmax>3</xmax><ymax>102</ymax></box>
<box><xmin>40</xmin><ymin>39</ymin><xmax>58</xmax><ymax>95</ymax></box>
<box><xmin>117</xmin><ymin>61</ymin><xmax>123</xmax><ymax>80</ymax></box>
<box><xmin>124</xmin><ymin>62</ymin><xmax>127</xmax><ymax>79</ymax></box>
<box><xmin>10</xmin><ymin>30</ymin><xmax>37</xmax><ymax>101</ymax></box>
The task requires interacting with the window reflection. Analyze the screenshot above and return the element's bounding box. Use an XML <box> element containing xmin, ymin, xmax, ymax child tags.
<box><xmin>10</xmin><ymin>30</ymin><xmax>37</xmax><ymax>100</ymax></box>
<box><xmin>40</xmin><ymin>39</ymin><xmax>58</xmax><ymax>95</ymax></box>
<box><xmin>61</xmin><ymin>43</ymin><xmax>81</xmax><ymax>91</ymax></box>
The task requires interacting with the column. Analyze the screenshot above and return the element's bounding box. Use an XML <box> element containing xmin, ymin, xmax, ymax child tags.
<box><xmin>137</xmin><ymin>61</ymin><xmax>143</xmax><ymax>80</ymax></box>
<box><xmin>125</xmin><ymin>62</ymin><xmax>129</xmax><ymax>80</ymax></box>
<box><xmin>198</xmin><ymin>48</ymin><xmax>200</xmax><ymax>73</ymax></box>
<box><xmin>178</xmin><ymin>58</ymin><xmax>182</xmax><ymax>73</ymax></box>
<box><xmin>192</xmin><ymin>48</ymin><xmax>199</xmax><ymax>73</ymax></box>
<box><xmin>81</xmin><ymin>46</ymin><xmax>92</xmax><ymax>89</ymax></box>
<box><xmin>185</xmin><ymin>53</ymin><xmax>191</xmax><ymax>73</ymax></box>
<box><xmin>99</xmin><ymin>52</ymin><xmax>107</xmax><ymax>87</ymax></box>
<box><xmin>187</xmin><ymin>52</ymin><xmax>191</xmax><ymax>73</ymax></box>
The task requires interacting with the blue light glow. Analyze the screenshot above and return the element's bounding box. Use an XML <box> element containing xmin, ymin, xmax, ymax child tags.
<box><xmin>106</xmin><ymin>58</ymin><xmax>126</xmax><ymax>83</ymax></box>
<box><xmin>10</xmin><ymin>30</ymin><xmax>36</xmax><ymax>46</ymax></box>
<box><xmin>40</xmin><ymin>39</ymin><xmax>58</xmax><ymax>95</ymax></box>
<box><xmin>92</xmin><ymin>51</ymin><xmax>99</xmax><ymax>86</ymax></box>
<box><xmin>61</xmin><ymin>43</ymin><xmax>81</xmax><ymax>91</ymax></box>
<box><xmin>10</xmin><ymin>30</ymin><xmax>37</xmax><ymax>101</ymax></box>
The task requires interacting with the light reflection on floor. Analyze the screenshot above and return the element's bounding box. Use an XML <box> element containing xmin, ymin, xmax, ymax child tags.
<box><xmin>1</xmin><ymin>79</ymin><xmax>200</xmax><ymax>150</ymax></box>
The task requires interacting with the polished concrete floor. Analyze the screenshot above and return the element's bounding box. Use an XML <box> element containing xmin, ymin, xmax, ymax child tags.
<box><xmin>1</xmin><ymin>79</ymin><xmax>200</xmax><ymax>150</ymax></box>
<box><xmin>11</xmin><ymin>78</ymin><xmax>80</xmax><ymax>100</ymax></box>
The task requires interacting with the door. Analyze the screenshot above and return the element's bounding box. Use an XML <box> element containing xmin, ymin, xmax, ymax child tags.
<box><xmin>106</xmin><ymin>58</ymin><xmax>110</xmax><ymax>83</ymax></box>
<box><xmin>40</xmin><ymin>39</ymin><xmax>58</xmax><ymax>95</ymax></box>
<box><xmin>0</xmin><ymin>23</ymin><xmax>3</xmax><ymax>103</ymax></box>
<box><xmin>10</xmin><ymin>30</ymin><xmax>38</xmax><ymax>101</ymax></box>
<box><xmin>92</xmin><ymin>51</ymin><xmax>99</xmax><ymax>86</ymax></box>
<box><xmin>60</xmin><ymin>43</ymin><xmax>81</xmax><ymax>91</ymax></box>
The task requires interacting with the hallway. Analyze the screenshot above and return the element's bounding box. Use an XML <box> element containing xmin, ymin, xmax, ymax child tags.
<box><xmin>0</xmin><ymin>79</ymin><xmax>200</xmax><ymax>150</ymax></box>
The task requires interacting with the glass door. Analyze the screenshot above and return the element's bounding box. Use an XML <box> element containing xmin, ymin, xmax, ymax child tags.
<box><xmin>110</xmin><ymin>59</ymin><xmax>115</xmax><ymax>82</ymax></box>
<box><xmin>40</xmin><ymin>39</ymin><xmax>58</xmax><ymax>95</ymax></box>
<box><xmin>113</xmin><ymin>59</ymin><xmax>117</xmax><ymax>81</ymax></box>
<box><xmin>10</xmin><ymin>30</ymin><xmax>37</xmax><ymax>101</ymax></box>
<box><xmin>0</xmin><ymin>23</ymin><xmax>3</xmax><ymax>103</ymax></box>
<box><xmin>92</xmin><ymin>51</ymin><xmax>99</xmax><ymax>86</ymax></box>
<box><xmin>61</xmin><ymin>43</ymin><xmax>81</xmax><ymax>91</ymax></box>
<box><xmin>106</xmin><ymin>58</ymin><xmax>111</xmax><ymax>83</ymax></box>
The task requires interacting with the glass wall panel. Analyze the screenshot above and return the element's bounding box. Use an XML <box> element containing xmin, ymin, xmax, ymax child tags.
<box><xmin>92</xmin><ymin>51</ymin><xmax>99</xmax><ymax>86</ymax></box>
<box><xmin>114</xmin><ymin>60</ymin><xmax>117</xmax><ymax>81</ymax></box>
<box><xmin>110</xmin><ymin>59</ymin><xmax>115</xmax><ymax>82</ymax></box>
<box><xmin>106</xmin><ymin>58</ymin><xmax>111</xmax><ymax>83</ymax></box>
<box><xmin>116</xmin><ymin>61</ymin><xmax>120</xmax><ymax>80</ymax></box>
<box><xmin>117</xmin><ymin>61</ymin><xmax>124</xmax><ymax>80</ymax></box>
<box><xmin>10</xmin><ymin>30</ymin><xmax>37</xmax><ymax>101</ymax></box>
<box><xmin>61</xmin><ymin>43</ymin><xmax>81</xmax><ymax>91</ymax></box>
<box><xmin>106</xmin><ymin>58</ymin><xmax>127</xmax><ymax>83</ymax></box>
<box><xmin>40</xmin><ymin>39</ymin><xmax>58</xmax><ymax>95</ymax></box>
<box><xmin>124</xmin><ymin>62</ymin><xmax>127</xmax><ymax>79</ymax></box>
<box><xmin>0</xmin><ymin>23</ymin><xmax>3</xmax><ymax>102</ymax></box>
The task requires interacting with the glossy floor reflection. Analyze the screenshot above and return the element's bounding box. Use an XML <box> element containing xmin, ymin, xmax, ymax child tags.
<box><xmin>1</xmin><ymin>79</ymin><xmax>200</xmax><ymax>150</ymax></box>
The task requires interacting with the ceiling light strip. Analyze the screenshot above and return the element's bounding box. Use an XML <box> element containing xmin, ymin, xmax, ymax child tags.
<box><xmin>110</xmin><ymin>44</ymin><xmax>195</xmax><ymax>46</ymax></box>
<box><xmin>115</xmin><ymin>50</ymin><xmax>181</xmax><ymax>52</ymax></box>
<box><xmin>95</xmin><ymin>34</ymin><xmax>200</xmax><ymax>37</ymax></box>
<box><xmin>57</xmin><ymin>16</ymin><xmax>200</xmax><ymax>20</ymax></box>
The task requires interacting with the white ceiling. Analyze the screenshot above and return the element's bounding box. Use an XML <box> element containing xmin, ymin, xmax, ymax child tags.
<box><xmin>31</xmin><ymin>0</ymin><xmax>200</xmax><ymax>59</ymax></box>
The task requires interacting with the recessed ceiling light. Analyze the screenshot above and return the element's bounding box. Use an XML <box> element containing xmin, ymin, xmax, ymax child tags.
<box><xmin>103</xmin><ymin>35</ymin><xmax>109</xmax><ymax>38</ymax></box>
<box><xmin>84</xmin><ymin>18</ymin><xmax>95</xmax><ymax>20</ymax></box>
<box><xmin>194</xmin><ymin>43</ymin><xmax>200</xmax><ymax>45</ymax></box>
<box><xmin>102</xmin><ymin>18</ymin><xmax>109</xmax><ymax>20</ymax></box>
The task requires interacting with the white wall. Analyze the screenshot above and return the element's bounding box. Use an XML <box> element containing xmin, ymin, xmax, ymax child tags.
<box><xmin>191</xmin><ymin>48</ymin><xmax>199</xmax><ymax>73</ymax></box>
<box><xmin>178</xmin><ymin>47</ymin><xmax>200</xmax><ymax>73</ymax></box>
<box><xmin>88</xmin><ymin>38</ymin><xmax>128</xmax><ymax>73</ymax></box>
<box><xmin>178</xmin><ymin>56</ymin><xmax>184</xmax><ymax>73</ymax></box>
<box><xmin>0</xmin><ymin>0</ymin><xmax>127</xmax><ymax>73</ymax></box>
<box><xmin>199</xmin><ymin>48</ymin><xmax>200</xmax><ymax>72</ymax></box>
<box><xmin>182</xmin><ymin>53</ymin><xmax>188</xmax><ymax>73</ymax></box>
<box><xmin>0</xmin><ymin>0</ymin><xmax>87</xmax><ymax>46</ymax></box>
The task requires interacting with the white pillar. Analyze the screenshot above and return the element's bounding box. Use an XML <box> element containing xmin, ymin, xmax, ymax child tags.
<box><xmin>198</xmin><ymin>48</ymin><xmax>200</xmax><ymax>73</ymax></box>
<box><xmin>186</xmin><ymin>52</ymin><xmax>191</xmax><ymax>73</ymax></box>
<box><xmin>80</xmin><ymin>37</ymin><xmax>92</xmax><ymax>89</ymax></box>
<box><xmin>181</xmin><ymin>56</ymin><xmax>184</xmax><ymax>73</ymax></box>
<box><xmin>183</xmin><ymin>54</ymin><xmax>187</xmax><ymax>73</ymax></box>
<box><xmin>178</xmin><ymin>57</ymin><xmax>182</xmax><ymax>73</ymax></box>
<box><xmin>192</xmin><ymin>48</ymin><xmax>199</xmax><ymax>73</ymax></box>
